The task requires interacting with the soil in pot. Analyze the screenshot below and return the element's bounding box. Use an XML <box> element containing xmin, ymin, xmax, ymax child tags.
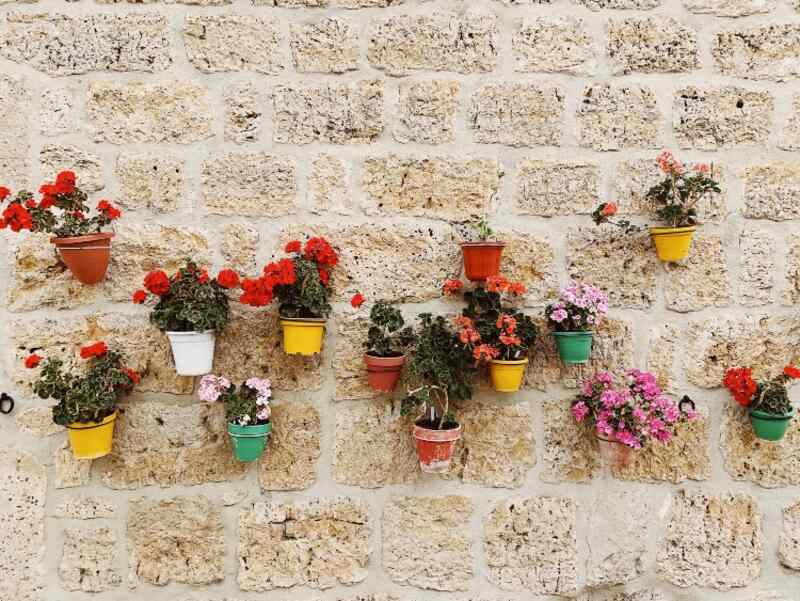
<box><xmin>750</xmin><ymin>407</ymin><xmax>795</xmax><ymax>442</ymax></box>
<box><xmin>281</xmin><ymin>317</ymin><xmax>325</xmax><ymax>355</ymax></box>
<box><xmin>364</xmin><ymin>353</ymin><xmax>406</xmax><ymax>392</ymax></box>
<box><xmin>51</xmin><ymin>232</ymin><xmax>113</xmax><ymax>285</ymax></box>
<box><xmin>460</xmin><ymin>241</ymin><xmax>504</xmax><ymax>281</ymax></box>
<box><xmin>649</xmin><ymin>226</ymin><xmax>696</xmax><ymax>262</ymax></box>
<box><xmin>166</xmin><ymin>330</ymin><xmax>216</xmax><ymax>376</ymax></box>
<box><xmin>413</xmin><ymin>419</ymin><xmax>461</xmax><ymax>474</ymax></box>
<box><xmin>67</xmin><ymin>411</ymin><xmax>117</xmax><ymax>459</ymax></box>
<box><xmin>228</xmin><ymin>421</ymin><xmax>272</xmax><ymax>462</ymax></box>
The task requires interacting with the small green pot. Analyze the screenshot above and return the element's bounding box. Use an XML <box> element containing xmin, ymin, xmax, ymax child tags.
<box><xmin>749</xmin><ymin>407</ymin><xmax>795</xmax><ymax>442</ymax></box>
<box><xmin>553</xmin><ymin>331</ymin><xmax>594</xmax><ymax>364</ymax></box>
<box><xmin>228</xmin><ymin>421</ymin><xmax>272</xmax><ymax>462</ymax></box>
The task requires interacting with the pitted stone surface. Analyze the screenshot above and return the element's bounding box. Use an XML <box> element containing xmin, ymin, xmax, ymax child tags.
<box><xmin>684</xmin><ymin>0</ymin><xmax>772</xmax><ymax>15</ymax></box>
<box><xmin>513</xmin><ymin>17</ymin><xmax>596</xmax><ymax>75</ymax></box>
<box><xmin>657</xmin><ymin>491</ymin><xmax>763</xmax><ymax>589</ymax></box>
<box><xmin>52</xmin><ymin>496</ymin><xmax>115</xmax><ymax>520</ymax></box>
<box><xmin>484</xmin><ymin>497</ymin><xmax>577</xmax><ymax>594</ymax></box>
<box><xmin>541</xmin><ymin>400</ymin><xmax>598</xmax><ymax>483</ymax></box>
<box><xmin>15</xmin><ymin>406</ymin><xmax>63</xmax><ymax>438</ymax></box>
<box><xmin>514</xmin><ymin>160</ymin><xmax>599</xmax><ymax>217</ymax></box>
<box><xmin>786</xmin><ymin>234</ymin><xmax>800</xmax><ymax>304</ymax></box>
<box><xmin>738</xmin><ymin>228</ymin><xmax>774</xmax><ymax>306</ymax></box>
<box><xmin>128</xmin><ymin>496</ymin><xmax>225</xmax><ymax>587</ymax></box>
<box><xmin>39</xmin><ymin>144</ymin><xmax>104</xmax><ymax>192</ymax></box>
<box><xmin>222</xmin><ymin>223</ymin><xmax>259</xmax><ymax>273</ymax></box>
<box><xmin>290</xmin><ymin>17</ymin><xmax>359</xmax><ymax>74</ymax></box>
<box><xmin>576</xmin><ymin>0</ymin><xmax>660</xmax><ymax>7</ymax></box>
<box><xmin>742</xmin><ymin>162</ymin><xmax>800</xmax><ymax>220</ymax></box>
<box><xmin>333</xmin><ymin>311</ymin><xmax>372</xmax><ymax>400</ymax></box>
<box><xmin>664</xmin><ymin>233</ymin><xmax>732</xmax><ymax>312</ymax></box>
<box><xmin>394</xmin><ymin>80</ymin><xmax>459</xmax><ymax>144</ymax></box>
<box><xmin>646</xmin><ymin>323</ymin><xmax>679</xmax><ymax>393</ymax></box>
<box><xmin>497</xmin><ymin>229</ymin><xmax>557</xmax><ymax>306</ymax></box>
<box><xmin>258</xmin><ymin>401</ymin><xmax>321</xmax><ymax>491</ymax></box>
<box><xmin>53</xmin><ymin>442</ymin><xmax>91</xmax><ymax>489</ymax></box>
<box><xmin>39</xmin><ymin>88</ymin><xmax>77</xmax><ymax>135</ymax></box>
<box><xmin>59</xmin><ymin>528</ymin><xmax>121</xmax><ymax>592</ymax></box>
<box><xmin>0</xmin><ymin>74</ymin><xmax>29</xmax><ymax>189</ymax></box>
<box><xmin>714</xmin><ymin>25</ymin><xmax>800</xmax><ymax>81</ymax></box>
<box><xmin>779</xmin><ymin>499</ymin><xmax>800</xmax><ymax>570</ymax></box>
<box><xmin>115</xmin><ymin>153</ymin><xmax>184</xmax><ymax>213</ymax></box>
<box><xmin>779</xmin><ymin>94</ymin><xmax>800</xmax><ymax>150</ymax></box>
<box><xmin>309</xmin><ymin>154</ymin><xmax>353</xmax><ymax>215</ymax></box>
<box><xmin>607</xmin><ymin>17</ymin><xmax>699</xmax><ymax>75</ymax></box>
<box><xmin>383</xmin><ymin>496</ymin><xmax>473</xmax><ymax>591</ymax></box>
<box><xmin>238</xmin><ymin>499</ymin><xmax>369</xmax><ymax>590</ymax></box>
<box><xmin>577</xmin><ymin>84</ymin><xmax>661</xmax><ymax>150</ymax></box>
<box><xmin>224</xmin><ymin>84</ymin><xmax>262</xmax><ymax>144</ymax></box>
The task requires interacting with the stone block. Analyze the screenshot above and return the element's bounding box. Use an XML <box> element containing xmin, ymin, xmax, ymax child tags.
<box><xmin>39</xmin><ymin>144</ymin><xmax>104</xmax><ymax>192</ymax></box>
<box><xmin>290</xmin><ymin>16</ymin><xmax>359</xmax><ymax>73</ymax></box>
<box><xmin>513</xmin><ymin>17</ymin><xmax>596</xmax><ymax>75</ymax></box>
<box><xmin>664</xmin><ymin>233</ymin><xmax>732</xmax><ymax>312</ymax></box>
<box><xmin>514</xmin><ymin>160</ymin><xmax>599</xmax><ymax>217</ymax></box>
<box><xmin>114</xmin><ymin>153</ymin><xmax>184</xmax><ymax>213</ymax></box>
<box><xmin>607</xmin><ymin>17</ymin><xmax>698</xmax><ymax>74</ymax></box>
<box><xmin>394</xmin><ymin>80</ymin><xmax>459</xmax><ymax>144</ymax></box>
<box><xmin>258</xmin><ymin>401</ymin><xmax>321</xmax><ymax>491</ymax></box>
<box><xmin>59</xmin><ymin>528</ymin><xmax>120</xmax><ymax>592</ymax></box>
<box><xmin>224</xmin><ymin>83</ymin><xmax>262</xmax><ymax>144</ymax></box>
<box><xmin>742</xmin><ymin>161</ymin><xmax>800</xmax><ymax>220</ymax></box>
<box><xmin>577</xmin><ymin>84</ymin><xmax>661</xmax><ymax>150</ymax></box>
<box><xmin>714</xmin><ymin>24</ymin><xmax>800</xmax><ymax>80</ymax></box>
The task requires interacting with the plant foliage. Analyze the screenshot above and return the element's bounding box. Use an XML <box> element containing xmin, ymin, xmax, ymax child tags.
<box><xmin>364</xmin><ymin>301</ymin><xmax>416</xmax><ymax>357</ymax></box>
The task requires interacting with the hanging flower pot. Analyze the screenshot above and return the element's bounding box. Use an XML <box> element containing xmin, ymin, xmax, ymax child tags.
<box><xmin>553</xmin><ymin>331</ymin><xmax>594</xmax><ymax>364</ymax></box>
<box><xmin>750</xmin><ymin>407</ymin><xmax>795</xmax><ymax>442</ymax></box>
<box><xmin>281</xmin><ymin>318</ymin><xmax>325</xmax><ymax>355</ymax></box>
<box><xmin>596</xmin><ymin>433</ymin><xmax>632</xmax><ymax>470</ymax></box>
<box><xmin>461</xmin><ymin>242</ymin><xmax>505</xmax><ymax>282</ymax></box>
<box><xmin>364</xmin><ymin>354</ymin><xmax>406</xmax><ymax>392</ymax></box>
<box><xmin>51</xmin><ymin>232</ymin><xmax>114</xmax><ymax>285</ymax></box>
<box><xmin>649</xmin><ymin>226</ymin><xmax>696</xmax><ymax>262</ymax></box>
<box><xmin>413</xmin><ymin>421</ymin><xmax>461</xmax><ymax>474</ymax></box>
<box><xmin>166</xmin><ymin>330</ymin><xmax>216</xmax><ymax>376</ymax></box>
<box><xmin>228</xmin><ymin>421</ymin><xmax>272</xmax><ymax>462</ymax></box>
<box><xmin>67</xmin><ymin>412</ymin><xmax>117</xmax><ymax>459</ymax></box>
<box><xmin>489</xmin><ymin>358</ymin><xmax>528</xmax><ymax>393</ymax></box>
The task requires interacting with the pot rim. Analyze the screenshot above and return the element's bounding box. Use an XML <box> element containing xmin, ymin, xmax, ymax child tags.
<box><xmin>228</xmin><ymin>421</ymin><xmax>272</xmax><ymax>435</ymax></box>
<box><xmin>364</xmin><ymin>353</ymin><xmax>406</xmax><ymax>365</ymax></box>
<box><xmin>595</xmin><ymin>433</ymin><xmax>630</xmax><ymax>446</ymax></box>
<box><xmin>280</xmin><ymin>316</ymin><xmax>327</xmax><ymax>324</ymax></box>
<box><xmin>750</xmin><ymin>407</ymin><xmax>796</xmax><ymax>421</ymax></box>
<box><xmin>66</xmin><ymin>410</ymin><xmax>117</xmax><ymax>430</ymax></box>
<box><xmin>649</xmin><ymin>225</ymin><xmax>697</xmax><ymax>236</ymax></box>
<box><xmin>51</xmin><ymin>232</ymin><xmax>114</xmax><ymax>245</ymax></box>
<box><xmin>552</xmin><ymin>330</ymin><xmax>594</xmax><ymax>337</ymax></box>
<box><xmin>490</xmin><ymin>358</ymin><xmax>529</xmax><ymax>366</ymax></box>
<box><xmin>413</xmin><ymin>421</ymin><xmax>462</xmax><ymax>442</ymax></box>
<box><xmin>460</xmin><ymin>241</ymin><xmax>506</xmax><ymax>248</ymax></box>
<box><xmin>165</xmin><ymin>329</ymin><xmax>215</xmax><ymax>337</ymax></box>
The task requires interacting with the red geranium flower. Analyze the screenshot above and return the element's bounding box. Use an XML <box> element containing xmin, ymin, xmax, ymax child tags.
<box><xmin>198</xmin><ymin>270</ymin><xmax>209</xmax><ymax>284</ymax></box>
<box><xmin>0</xmin><ymin>186</ymin><xmax>10</xmax><ymax>201</ymax></box>
<box><xmin>473</xmin><ymin>344</ymin><xmax>500</xmax><ymax>362</ymax></box>
<box><xmin>601</xmin><ymin>202</ymin><xmax>618</xmax><ymax>217</ymax></box>
<box><xmin>216</xmin><ymin>269</ymin><xmax>240</xmax><ymax>289</ymax></box>
<box><xmin>125</xmin><ymin>368</ymin><xmax>141</xmax><ymax>385</ymax></box>
<box><xmin>304</xmin><ymin>237</ymin><xmax>338</xmax><ymax>267</ymax></box>
<box><xmin>132</xmin><ymin>289</ymin><xmax>147</xmax><ymax>304</ymax></box>
<box><xmin>785</xmin><ymin>365</ymin><xmax>800</xmax><ymax>379</ymax></box>
<box><xmin>318</xmin><ymin>267</ymin><xmax>329</xmax><ymax>286</ymax></box>
<box><xmin>285</xmin><ymin>240</ymin><xmax>302</xmax><ymax>254</ymax></box>
<box><xmin>25</xmin><ymin>199</ymin><xmax>36</xmax><ymax>209</ymax></box>
<box><xmin>508</xmin><ymin>282</ymin><xmax>527</xmax><ymax>296</ymax></box>
<box><xmin>55</xmin><ymin>170</ymin><xmax>76</xmax><ymax>194</ymax></box>
<box><xmin>24</xmin><ymin>354</ymin><xmax>42</xmax><ymax>369</ymax></box>
<box><xmin>80</xmin><ymin>341</ymin><xmax>108</xmax><ymax>360</ymax></box>
<box><xmin>723</xmin><ymin>367</ymin><xmax>757</xmax><ymax>407</ymax></box>
<box><xmin>486</xmin><ymin>275</ymin><xmax>510</xmax><ymax>293</ymax></box>
<box><xmin>350</xmin><ymin>293</ymin><xmax>365</xmax><ymax>308</ymax></box>
<box><xmin>240</xmin><ymin>277</ymin><xmax>274</xmax><ymax>307</ymax></box>
<box><xmin>143</xmin><ymin>270</ymin><xmax>170</xmax><ymax>296</ymax></box>
<box><xmin>442</xmin><ymin>279</ymin><xmax>464</xmax><ymax>295</ymax></box>
<box><xmin>0</xmin><ymin>204</ymin><xmax>32</xmax><ymax>232</ymax></box>
<box><xmin>97</xmin><ymin>199</ymin><xmax>121</xmax><ymax>220</ymax></box>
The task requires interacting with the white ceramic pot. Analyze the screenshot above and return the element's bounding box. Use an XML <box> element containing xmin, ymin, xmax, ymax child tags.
<box><xmin>165</xmin><ymin>330</ymin><xmax>216</xmax><ymax>376</ymax></box>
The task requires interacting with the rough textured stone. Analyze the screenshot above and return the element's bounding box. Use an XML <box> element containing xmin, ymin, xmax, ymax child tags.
<box><xmin>362</xmin><ymin>155</ymin><xmax>500</xmax><ymax>220</ymax></box>
<box><xmin>577</xmin><ymin>84</ymin><xmax>661</xmax><ymax>150</ymax></box>
<box><xmin>484</xmin><ymin>497</ymin><xmax>577</xmax><ymax>594</ymax></box>
<box><xmin>222</xmin><ymin>223</ymin><xmax>259</xmax><ymax>273</ymax></box>
<box><xmin>684</xmin><ymin>0</ymin><xmax>772</xmax><ymax>16</ymax></box>
<box><xmin>514</xmin><ymin>160</ymin><xmax>599</xmax><ymax>217</ymax></box>
<box><xmin>15</xmin><ymin>406</ymin><xmax>63</xmax><ymax>437</ymax></box>
<box><xmin>87</xmin><ymin>81</ymin><xmax>212</xmax><ymax>144</ymax></box>
<box><xmin>39</xmin><ymin>144</ymin><xmax>104</xmax><ymax>192</ymax></box>
<box><xmin>714</xmin><ymin>25</ymin><xmax>800</xmax><ymax>81</ymax></box>
<box><xmin>742</xmin><ymin>162</ymin><xmax>800</xmax><ymax>220</ymax></box>
<box><xmin>685</xmin><ymin>315</ymin><xmax>800</xmax><ymax>387</ymax></box>
<box><xmin>290</xmin><ymin>17</ymin><xmax>358</xmax><ymax>74</ymax></box>
<box><xmin>513</xmin><ymin>17</ymin><xmax>596</xmax><ymax>75</ymax></box>
<box><xmin>579</xmin><ymin>592</ymin><xmax>669</xmax><ymax>601</ymax></box>
<box><xmin>332</xmin><ymin>401</ymin><xmax>418</xmax><ymax>488</ymax></box>
<box><xmin>52</xmin><ymin>497</ymin><xmax>115</xmax><ymax>520</ymax></box>
<box><xmin>738</xmin><ymin>228</ymin><xmax>774</xmax><ymax>306</ymax></box>
<box><xmin>128</xmin><ymin>496</ymin><xmax>225</xmax><ymax>587</ymax></box>
<box><xmin>238</xmin><ymin>499</ymin><xmax>369</xmax><ymax>590</ymax></box>
<box><xmin>95</xmin><ymin>400</ymin><xmax>249</xmax><ymax>490</ymax></box>
<box><xmin>779</xmin><ymin>500</ymin><xmax>800</xmax><ymax>570</ymax></box>
<box><xmin>674</xmin><ymin>86</ymin><xmax>773</xmax><ymax>149</ymax></box>
<box><xmin>786</xmin><ymin>234</ymin><xmax>800</xmax><ymax>304</ymax></box>
<box><xmin>721</xmin><ymin>404</ymin><xmax>800</xmax><ymax>488</ymax></box>
<box><xmin>224</xmin><ymin>83</ymin><xmax>262</xmax><ymax>144</ymax></box>
<box><xmin>646</xmin><ymin>323</ymin><xmax>679</xmax><ymax>393</ymax></box>
<box><xmin>273</xmin><ymin>80</ymin><xmax>383</xmax><ymax>144</ymax></box>
<box><xmin>99</xmin><ymin>0</ymin><xmax>232</xmax><ymax>3</ymax></box>
<box><xmin>383</xmin><ymin>496</ymin><xmax>473</xmax><ymax>591</ymax></box>
<box><xmin>114</xmin><ymin>153</ymin><xmax>183</xmax><ymax>213</ymax></box>
<box><xmin>497</xmin><ymin>229</ymin><xmax>557</xmax><ymax>306</ymax></box>
<box><xmin>367</xmin><ymin>12</ymin><xmax>498</xmax><ymax>76</ymax></box>
<box><xmin>309</xmin><ymin>154</ymin><xmax>353</xmax><ymax>215</ymax></box>
<box><xmin>567</xmin><ymin>225</ymin><xmax>658</xmax><ymax>309</ymax></box>
<box><xmin>38</xmin><ymin>88</ymin><xmax>77</xmax><ymax>135</ymax></box>
<box><xmin>258</xmin><ymin>401</ymin><xmax>321</xmax><ymax>491</ymax></box>
<box><xmin>0</xmin><ymin>448</ymin><xmax>45</xmax><ymax>601</ymax></box>
<box><xmin>53</xmin><ymin>441</ymin><xmax>91</xmax><ymax>489</ymax></box>
<box><xmin>779</xmin><ymin>94</ymin><xmax>800</xmax><ymax>150</ymax></box>
<box><xmin>335</xmin><ymin>0</ymin><xmax>404</xmax><ymax>5</ymax></box>
<box><xmin>607</xmin><ymin>18</ymin><xmax>699</xmax><ymax>75</ymax></box>
<box><xmin>333</xmin><ymin>311</ymin><xmax>373</xmax><ymax>400</ymax></box>
<box><xmin>394</xmin><ymin>80</ymin><xmax>459</xmax><ymax>144</ymax></box>
<box><xmin>201</xmin><ymin>152</ymin><xmax>296</xmax><ymax>216</ymax></box>
<box><xmin>541</xmin><ymin>400</ymin><xmax>598</xmax><ymax>483</ymax></box>
<box><xmin>576</xmin><ymin>0</ymin><xmax>660</xmax><ymax>8</ymax></box>
<box><xmin>657</xmin><ymin>491</ymin><xmax>763</xmax><ymax>589</ymax></box>
<box><xmin>664</xmin><ymin>233</ymin><xmax>732</xmax><ymax>312</ymax></box>
<box><xmin>254</xmin><ymin>0</ymin><xmax>328</xmax><ymax>5</ymax></box>
<box><xmin>0</xmin><ymin>13</ymin><xmax>172</xmax><ymax>76</ymax></box>
<box><xmin>469</xmin><ymin>83</ymin><xmax>563</xmax><ymax>147</ymax></box>
<box><xmin>0</xmin><ymin>75</ymin><xmax>29</xmax><ymax>189</ymax></box>
<box><xmin>59</xmin><ymin>528</ymin><xmax>120</xmax><ymax>592</ymax></box>
<box><xmin>184</xmin><ymin>16</ymin><xmax>284</xmax><ymax>74</ymax></box>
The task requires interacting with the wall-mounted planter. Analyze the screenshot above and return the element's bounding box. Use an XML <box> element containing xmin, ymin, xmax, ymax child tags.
<box><xmin>649</xmin><ymin>226</ymin><xmax>696</xmax><ymax>262</ymax></box>
<box><xmin>51</xmin><ymin>232</ymin><xmax>113</xmax><ymax>284</ymax></box>
<box><xmin>750</xmin><ymin>407</ymin><xmax>795</xmax><ymax>441</ymax></box>
<box><xmin>460</xmin><ymin>241</ymin><xmax>504</xmax><ymax>281</ymax></box>
<box><xmin>553</xmin><ymin>331</ymin><xmax>593</xmax><ymax>364</ymax></box>
<box><xmin>596</xmin><ymin>433</ymin><xmax>631</xmax><ymax>470</ymax></box>
<box><xmin>228</xmin><ymin>421</ymin><xmax>272</xmax><ymax>462</ymax></box>
<box><xmin>66</xmin><ymin>411</ymin><xmax>117</xmax><ymax>459</ymax></box>
<box><xmin>166</xmin><ymin>330</ymin><xmax>216</xmax><ymax>376</ymax></box>
<box><xmin>413</xmin><ymin>421</ymin><xmax>461</xmax><ymax>474</ymax></box>
<box><xmin>281</xmin><ymin>318</ymin><xmax>325</xmax><ymax>355</ymax></box>
<box><xmin>364</xmin><ymin>354</ymin><xmax>405</xmax><ymax>392</ymax></box>
<box><xmin>489</xmin><ymin>358</ymin><xmax>528</xmax><ymax>392</ymax></box>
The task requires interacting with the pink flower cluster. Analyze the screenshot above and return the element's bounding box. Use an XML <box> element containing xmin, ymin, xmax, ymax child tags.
<box><xmin>245</xmin><ymin>377</ymin><xmax>272</xmax><ymax>422</ymax></box>
<box><xmin>198</xmin><ymin>375</ymin><xmax>231</xmax><ymax>403</ymax></box>
<box><xmin>571</xmin><ymin>370</ymin><xmax>696</xmax><ymax>449</ymax></box>
<box><xmin>545</xmin><ymin>282</ymin><xmax>608</xmax><ymax>332</ymax></box>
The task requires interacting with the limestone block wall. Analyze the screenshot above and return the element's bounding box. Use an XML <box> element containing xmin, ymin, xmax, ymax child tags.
<box><xmin>1</xmin><ymin>1</ymin><xmax>800</xmax><ymax>600</ymax></box>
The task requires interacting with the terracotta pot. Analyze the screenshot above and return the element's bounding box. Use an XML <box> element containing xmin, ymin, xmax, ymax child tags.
<box><xmin>413</xmin><ymin>421</ymin><xmax>461</xmax><ymax>474</ymax></box>
<box><xmin>596</xmin><ymin>434</ymin><xmax>632</xmax><ymax>470</ymax></box>
<box><xmin>460</xmin><ymin>241</ymin><xmax>504</xmax><ymax>281</ymax></box>
<box><xmin>363</xmin><ymin>353</ymin><xmax>405</xmax><ymax>392</ymax></box>
<box><xmin>51</xmin><ymin>232</ymin><xmax>113</xmax><ymax>285</ymax></box>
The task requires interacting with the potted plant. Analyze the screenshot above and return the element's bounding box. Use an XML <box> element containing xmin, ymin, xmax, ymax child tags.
<box><xmin>446</xmin><ymin>276</ymin><xmax>536</xmax><ymax>393</ymax></box>
<box><xmin>460</xmin><ymin>218</ymin><xmax>505</xmax><ymax>282</ymax></box>
<box><xmin>572</xmin><ymin>370</ymin><xmax>696</xmax><ymax>469</ymax></box>
<box><xmin>199</xmin><ymin>374</ymin><xmax>272</xmax><ymax>462</ymax></box>
<box><xmin>0</xmin><ymin>171</ymin><xmax>122</xmax><ymax>284</ymax></box>
<box><xmin>133</xmin><ymin>260</ymin><xmax>239</xmax><ymax>376</ymax></box>
<box><xmin>403</xmin><ymin>313</ymin><xmax>477</xmax><ymax>473</ymax></box>
<box><xmin>25</xmin><ymin>341</ymin><xmax>139</xmax><ymax>459</ymax></box>
<box><xmin>545</xmin><ymin>282</ymin><xmax>609</xmax><ymax>365</ymax></box>
<box><xmin>357</xmin><ymin>297</ymin><xmax>416</xmax><ymax>393</ymax></box>
<box><xmin>592</xmin><ymin>151</ymin><xmax>721</xmax><ymax>262</ymax></box>
<box><xmin>239</xmin><ymin>237</ymin><xmax>338</xmax><ymax>356</ymax></box>
<box><xmin>723</xmin><ymin>365</ymin><xmax>799</xmax><ymax>441</ymax></box>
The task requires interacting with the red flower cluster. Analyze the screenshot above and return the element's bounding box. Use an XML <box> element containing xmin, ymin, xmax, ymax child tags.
<box><xmin>216</xmin><ymin>269</ymin><xmax>240</xmax><ymax>289</ymax></box>
<box><xmin>473</xmin><ymin>344</ymin><xmax>500</xmax><ymax>362</ymax></box>
<box><xmin>486</xmin><ymin>275</ymin><xmax>526</xmax><ymax>296</ymax></box>
<box><xmin>240</xmin><ymin>276</ymin><xmax>274</xmax><ymax>307</ymax></box>
<box><xmin>80</xmin><ymin>341</ymin><xmax>108</xmax><ymax>360</ymax></box>
<box><xmin>285</xmin><ymin>240</ymin><xmax>302</xmax><ymax>254</ymax></box>
<box><xmin>303</xmin><ymin>237</ymin><xmax>338</xmax><ymax>267</ymax></box>
<box><xmin>264</xmin><ymin>258</ymin><xmax>296</xmax><ymax>286</ymax></box>
<box><xmin>132</xmin><ymin>289</ymin><xmax>147</xmax><ymax>304</ymax></box>
<box><xmin>723</xmin><ymin>367</ymin><xmax>757</xmax><ymax>407</ymax></box>
<box><xmin>0</xmin><ymin>186</ymin><xmax>10</xmax><ymax>201</ymax></box>
<box><xmin>24</xmin><ymin>353</ymin><xmax>42</xmax><ymax>369</ymax></box>
<box><xmin>0</xmin><ymin>203</ymin><xmax>32</xmax><ymax>232</ymax></box>
<box><xmin>601</xmin><ymin>202</ymin><xmax>618</xmax><ymax>217</ymax></box>
<box><xmin>125</xmin><ymin>368</ymin><xmax>141</xmax><ymax>385</ymax></box>
<box><xmin>351</xmin><ymin>293</ymin><xmax>365</xmax><ymax>308</ymax></box>
<box><xmin>785</xmin><ymin>365</ymin><xmax>800</xmax><ymax>379</ymax></box>
<box><xmin>497</xmin><ymin>314</ymin><xmax>521</xmax><ymax>347</ymax></box>
<box><xmin>442</xmin><ymin>279</ymin><xmax>464</xmax><ymax>295</ymax></box>
<box><xmin>97</xmin><ymin>199</ymin><xmax>122</xmax><ymax>221</ymax></box>
<box><xmin>144</xmin><ymin>270</ymin><xmax>170</xmax><ymax>296</ymax></box>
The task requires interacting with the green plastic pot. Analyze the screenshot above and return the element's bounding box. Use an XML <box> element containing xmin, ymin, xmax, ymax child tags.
<box><xmin>228</xmin><ymin>421</ymin><xmax>272</xmax><ymax>462</ymax></box>
<box><xmin>553</xmin><ymin>331</ymin><xmax>594</xmax><ymax>364</ymax></box>
<box><xmin>749</xmin><ymin>407</ymin><xmax>795</xmax><ymax>442</ymax></box>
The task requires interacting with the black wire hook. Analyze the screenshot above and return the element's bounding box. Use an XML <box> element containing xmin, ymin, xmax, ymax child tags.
<box><xmin>0</xmin><ymin>393</ymin><xmax>14</xmax><ymax>415</ymax></box>
<box><xmin>679</xmin><ymin>395</ymin><xmax>696</xmax><ymax>415</ymax></box>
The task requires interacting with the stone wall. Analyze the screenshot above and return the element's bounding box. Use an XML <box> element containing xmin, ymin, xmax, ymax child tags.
<box><xmin>1</xmin><ymin>1</ymin><xmax>800</xmax><ymax>600</ymax></box>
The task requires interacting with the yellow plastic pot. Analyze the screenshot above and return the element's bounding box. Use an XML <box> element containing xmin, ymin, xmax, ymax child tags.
<box><xmin>66</xmin><ymin>411</ymin><xmax>117</xmax><ymax>459</ymax></box>
<box><xmin>649</xmin><ymin>226</ymin><xmax>696</xmax><ymax>262</ymax></box>
<box><xmin>489</xmin><ymin>358</ymin><xmax>528</xmax><ymax>393</ymax></box>
<box><xmin>280</xmin><ymin>318</ymin><xmax>325</xmax><ymax>355</ymax></box>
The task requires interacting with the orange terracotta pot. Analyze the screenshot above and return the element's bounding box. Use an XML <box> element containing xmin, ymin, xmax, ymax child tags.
<box><xmin>460</xmin><ymin>242</ymin><xmax>504</xmax><ymax>282</ymax></box>
<box><xmin>363</xmin><ymin>354</ymin><xmax>405</xmax><ymax>392</ymax></box>
<box><xmin>51</xmin><ymin>232</ymin><xmax>113</xmax><ymax>285</ymax></box>
<box><xmin>413</xmin><ymin>421</ymin><xmax>461</xmax><ymax>474</ymax></box>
